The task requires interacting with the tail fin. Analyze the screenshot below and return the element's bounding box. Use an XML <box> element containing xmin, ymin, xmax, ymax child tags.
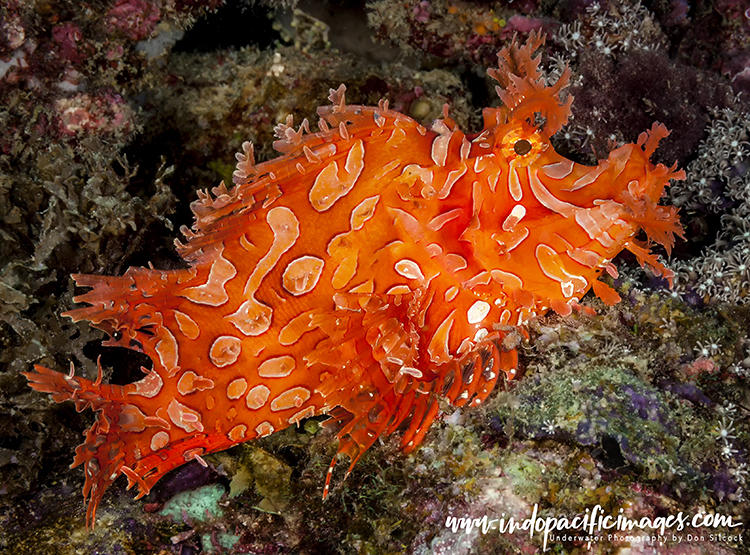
<box><xmin>22</xmin><ymin>360</ymin><xmax>208</xmax><ymax>529</ymax></box>
<box><xmin>23</xmin><ymin>361</ymin><xmax>133</xmax><ymax>528</ymax></box>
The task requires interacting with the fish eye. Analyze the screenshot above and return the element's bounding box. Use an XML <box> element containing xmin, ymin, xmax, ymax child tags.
<box><xmin>514</xmin><ymin>139</ymin><xmax>532</xmax><ymax>156</ymax></box>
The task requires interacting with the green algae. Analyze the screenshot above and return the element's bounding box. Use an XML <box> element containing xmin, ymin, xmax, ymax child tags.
<box><xmin>160</xmin><ymin>484</ymin><xmax>225</xmax><ymax>523</ymax></box>
<box><xmin>201</xmin><ymin>531</ymin><xmax>241</xmax><ymax>554</ymax></box>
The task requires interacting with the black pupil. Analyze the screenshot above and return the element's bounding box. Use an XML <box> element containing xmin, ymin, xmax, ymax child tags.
<box><xmin>514</xmin><ymin>139</ymin><xmax>532</xmax><ymax>156</ymax></box>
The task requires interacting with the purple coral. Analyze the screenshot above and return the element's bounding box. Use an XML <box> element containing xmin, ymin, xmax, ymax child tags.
<box><xmin>106</xmin><ymin>0</ymin><xmax>161</xmax><ymax>41</ymax></box>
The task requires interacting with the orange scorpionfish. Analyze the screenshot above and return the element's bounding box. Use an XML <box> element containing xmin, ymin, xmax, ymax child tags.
<box><xmin>24</xmin><ymin>31</ymin><xmax>684</xmax><ymax>528</ymax></box>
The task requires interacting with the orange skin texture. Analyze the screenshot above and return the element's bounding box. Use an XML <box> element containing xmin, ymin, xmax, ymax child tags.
<box><xmin>24</xmin><ymin>31</ymin><xmax>684</xmax><ymax>528</ymax></box>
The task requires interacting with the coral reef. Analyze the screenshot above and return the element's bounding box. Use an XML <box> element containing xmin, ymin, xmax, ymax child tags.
<box><xmin>667</xmin><ymin>105</ymin><xmax>750</xmax><ymax>309</ymax></box>
<box><xmin>548</xmin><ymin>1</ymin><xmax>736</xmax><ymax>165</ymax></box>
<box><xmin>1</xmin><ymin>0</ymin><xmax>749</xmax><ymax>554</ymax></box>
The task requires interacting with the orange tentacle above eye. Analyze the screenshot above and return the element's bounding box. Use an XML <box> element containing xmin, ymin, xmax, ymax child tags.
<box><xmin>23</xmin><ymin>31</ymin><xmax>684</xmax><ymax>529</ymax></box>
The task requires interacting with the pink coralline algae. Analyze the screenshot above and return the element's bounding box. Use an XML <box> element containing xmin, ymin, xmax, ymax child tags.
<box><xmin>55</xmin><ymin>92</ymin><xmax>135</xmax><ymax>137</ymax></box>
<box><xmin>106</xmin><ymin>0</ymin><xmax>161</xmax><ymax>41</ymax></box>
<box><xmin>499</xmin><ymin>14</ymin><xmax>547</xmax><ymax>38</ymax></box>
<box><xmin>1</xmin><ymin>13</ymin><xmax>26</xmax><ymax>51</ymax></box>
<box><xmin>413</xmin><ymin>1</ymin><xmax>431</xmax><ymax>23</ymax></box>
<box><xmin>681</xmin><ymin>357</ymin><xmax>719</xmax><ymax>378</ymax></box>
<box><xmin>52</xmin><ymin>22</ymin><xmax>84</xmax><ymax>64</ymax></box>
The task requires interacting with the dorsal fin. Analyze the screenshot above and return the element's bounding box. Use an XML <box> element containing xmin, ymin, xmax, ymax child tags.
<box><xmin>175</xmin><ymin>87</ymin><xmax>430</xmax><ymax>262</ymax></box>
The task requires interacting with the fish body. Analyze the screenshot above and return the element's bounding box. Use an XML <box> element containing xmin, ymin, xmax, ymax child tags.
<box><xmin>24</xmin><ymin>31</ymin><xmax>683</xmax><ymax>527</ymax></box>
